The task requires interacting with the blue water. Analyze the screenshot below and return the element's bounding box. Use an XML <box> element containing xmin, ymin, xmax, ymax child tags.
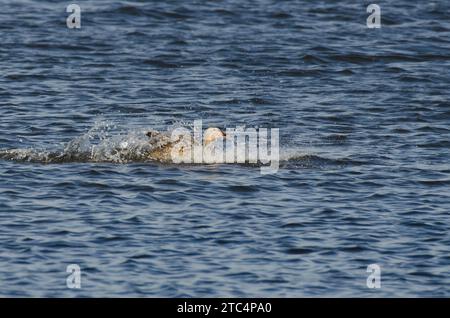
<box><xmin>1</xmin><ymin>0</ymin><xmax>450</xmax><ymax>297</ymax></box>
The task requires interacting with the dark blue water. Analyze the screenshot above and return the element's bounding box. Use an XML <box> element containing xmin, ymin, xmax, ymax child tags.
<box><xmin>1</xmin><ymin>0</ymin><xmax>450</xmax><ymax>297</ymax></box>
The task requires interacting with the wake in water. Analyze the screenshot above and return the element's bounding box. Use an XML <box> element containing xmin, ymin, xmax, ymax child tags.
<box><xmin>0</xmin><ymin>121</ymin><xmax>354</xmax><ymax>169</ymax></box>
<box><xmin>0</xmin><ymin>122</ymin><xmax>156</xmax><ymax>164</ymax></box>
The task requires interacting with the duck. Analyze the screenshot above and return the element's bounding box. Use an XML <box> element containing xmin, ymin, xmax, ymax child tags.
<box><xmin>146</xmin><ymin>127</ymin><xmax>226</xmax><ymax>163</ymax></box>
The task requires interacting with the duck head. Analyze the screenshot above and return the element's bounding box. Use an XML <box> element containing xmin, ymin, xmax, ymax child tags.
<box><xmin>204</xmin><ymin>127</ymin><xmax>226</xmax><ymax>146</ymax></box>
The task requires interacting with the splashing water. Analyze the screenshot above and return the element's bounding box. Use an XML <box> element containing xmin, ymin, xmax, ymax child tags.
<box><xmin>0</xmin><ymin>121</ymin><xmax>353</xmax><ymax>169</ymax></box>
<box><xmin>0</xmin><ymin>121</ymin><xmax>153</xmax><ymax>164</ymax></box>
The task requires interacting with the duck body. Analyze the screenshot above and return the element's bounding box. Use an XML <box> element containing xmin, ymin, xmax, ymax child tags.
<box><xmin>145</xmin><ymin>127</ymin><xmax>226</xmax><ymax>163</ymax></box>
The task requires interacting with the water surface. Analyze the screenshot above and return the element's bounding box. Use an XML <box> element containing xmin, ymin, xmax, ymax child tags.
<box><xmin>0</xmin><ymin>0</ymin><xmax>450</xmax><ymax>297</ymax></box>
